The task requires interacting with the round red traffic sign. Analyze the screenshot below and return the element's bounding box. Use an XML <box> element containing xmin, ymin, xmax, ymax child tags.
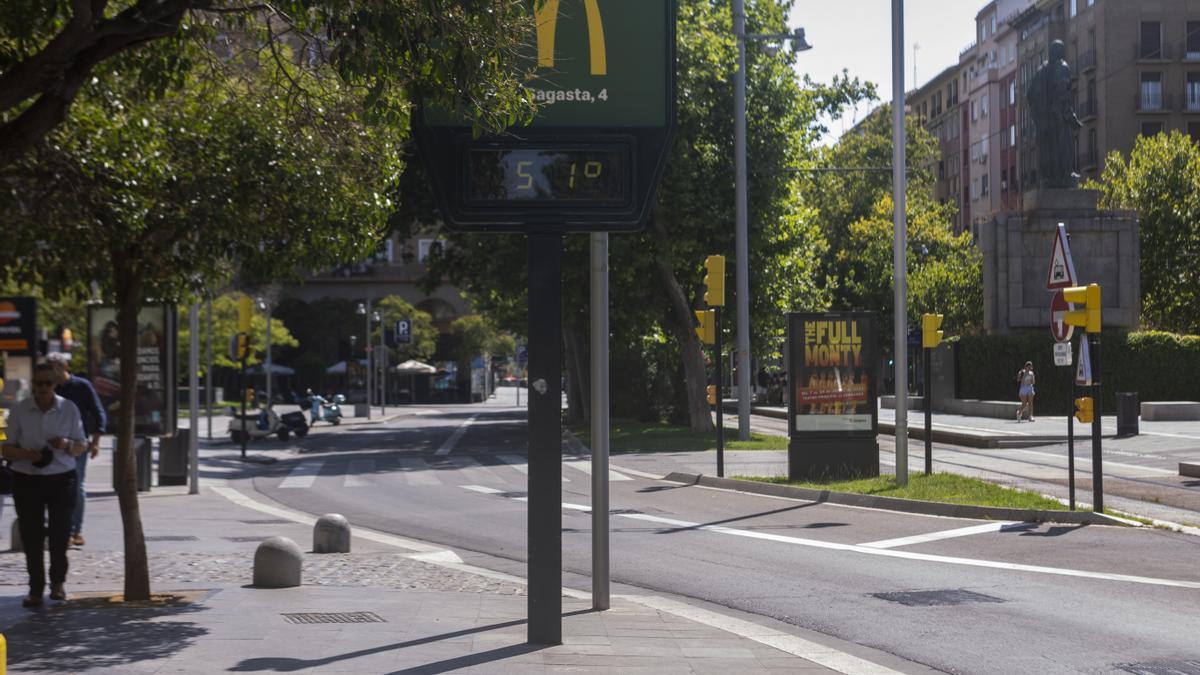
<box><xmin>1050</xmin><ymin>290</ymin><xmax>1075</xmax><ymax>343</ymax></box>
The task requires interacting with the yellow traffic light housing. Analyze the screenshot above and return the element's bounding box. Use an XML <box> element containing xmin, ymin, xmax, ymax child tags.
<box><xmin>236</xmin><ymin>333</ymin><xmax>250</xmax><ymax>360</ymax></box>
<box><xmin>703</xmin><ymin>255</ymin><xmax>725</xmax><ymax>307</ymax></box>
<box><xmin>238</xmin><ymin>295</ymin><xmax>254</xmax><ymax>333</ymax></box>
<box><xmin>706</xmin><ymin>385</ymin><xmax>718</xmax><ymax>406</ymax></box>
<box><xmin>1074</xmin><ymin>396</ymin><xmax>1094</xmax><ymax>424</ymax></box>
<box><xmin>921</xmin><ymin>313</ymin><xmax>944</xmax><ymax>349</ymax></box>
<box><xmin>694</xmin><ymin>310</ymin><xmax>716</xmax><ymax>345</ymax></box>
<box><xmin>1062</xmin><ymin>283</ymin><xmax>1101</xmax><ymax>333</ymax></box>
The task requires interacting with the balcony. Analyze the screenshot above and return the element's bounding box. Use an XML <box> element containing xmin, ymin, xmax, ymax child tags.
<box><xmin>1186</xmin><ymin>94</ymin><xmax>1200</xmax><ymax>112</ymax></box>
<box><xmin>1136</xmin><ymin>42</ymin><xmax>1174</xmax><ymax>61</ymax></box>
<box><xmin>1079</xmin><ymin>148</ymin><xmax>1099</xmax><ymax>170</ymax></box>
<box><xmin>1075</xmin><ymin>49</ymin><xmax>1096</xmax><ymax>74</ymax></box>
<box><xmin>1078</xmin><ymin>97</ymin><xmax>1098</xmax><ymax>119</ymax></box>
<box><xmin>1135</xmin><ymin>91</ymin><xmax>1173</xmax><ymax>113</ymax></box>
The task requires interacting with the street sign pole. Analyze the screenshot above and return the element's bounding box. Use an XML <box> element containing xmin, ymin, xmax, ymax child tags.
<box><xmin>716</xmin><ymin>305</ymin><xmax>725</xmax><ymax>478</ymax></box>
<box><xmin>924</xmin><ymin>346</ymin><xmax>932</xmax><ymax>475</ymax></box>
<box><xmin>891</xmin><ymin>0</ymin><xmax>909</xmax><ymax>486</ymax></box>
<box><xmin>189</xmin><ymin>303</ymin><xmax>200</xmax><ymax>495</ymax></box>
<box><xmin>1091</xmin><ymin>334</ymin><xmax>1103</xmax><ymax>514</ymax></box>
<box><xmin>528</xmin><ymin>233</ymin><xmax>563</xmax><ymax>645</ymax></box>
<box><xmin>1067</xmin><ymin>345</ymin><xmax>1075</xmax><ymax>511</ymax></box>
<box><xmin>590</xmin><ymin>232</ymin><xmax>610</xmax><ymax>611</ymax></box>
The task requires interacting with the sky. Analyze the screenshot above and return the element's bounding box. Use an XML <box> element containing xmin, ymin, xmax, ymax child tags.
<box><xmin>788</xmin><ymin>0</ymin><xmax>987</xmax><ymax>140</ymax></box>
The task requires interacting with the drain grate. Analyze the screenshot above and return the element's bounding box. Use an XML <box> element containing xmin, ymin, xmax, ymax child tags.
<box><xmin>145</xmin><ymin>535</ymin><xmax>200</xmax><ymax>542</ymax></box>
<box><xmin>241</xmin><ymin>519</ymin><xmax>291</xmax><ymax>525</ymax></box>
<box><xmin>282</xmin><ymin>612</ymin><xmax>385</xmax><ymax>625</ymax></box>
<box><xmin>1117</xmin><ymin>661</ymin><xmax>1200</xmax><ymax>675</ymax></box>
<box><xmin>225</xmin><ymin>536</ymin><xmax>268</xmax><ymax>543</ymax></box>
<box><xmin>872</xmin><ymin>589</ymin><xmax>1004</xmax><ymax>607</ymax></box>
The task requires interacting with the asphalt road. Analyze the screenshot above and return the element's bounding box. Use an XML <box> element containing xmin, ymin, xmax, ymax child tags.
<box><xmin>250</xmin><ymin>395</ymin><xmax>1200</xmax><ymax>675</ymax></box>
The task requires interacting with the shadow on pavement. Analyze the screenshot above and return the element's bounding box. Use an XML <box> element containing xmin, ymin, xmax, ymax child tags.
<box><xmin>1</xmin><ymin>596</ymin><xmax>208</xmax><ymax>671</ymax></box>
<box><xmin>655</xmin><ymin>501</ymin><xmax>821</xmax><ymax>535</ymax></box>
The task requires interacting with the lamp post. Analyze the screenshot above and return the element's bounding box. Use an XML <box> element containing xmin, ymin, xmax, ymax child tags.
<box><xmin>373</xmin><ymin>309</ymin><xmax>385</xmax><ymax>415</ymax></box>
<box><xmin>734</xmin><ymin>2</ymin><xmax>811</xmax><ymax>440</ymax></box>
<box><xmin>357</xmin><ymin>302</ymin><xmax>370</xmax><ymax>419</ymax></box>
<box><xmin>257</xmin><ymin>296</ymin><xmax>272</xmax><ymax>409</ymax></box>
<box><xmin>349</xmin><ymin>334</ymin><xmax>358</xmax><ymax>407</ymax></box>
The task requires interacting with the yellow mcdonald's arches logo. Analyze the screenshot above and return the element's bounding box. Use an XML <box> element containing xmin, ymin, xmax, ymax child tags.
<box><xmin>535</xmin><ymin>0</ymin><xmax>607</xmax><ymax>75</ymax></box>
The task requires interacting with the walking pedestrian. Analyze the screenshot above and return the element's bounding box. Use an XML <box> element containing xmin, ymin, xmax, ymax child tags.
<box><xmin>1</xmin><ymin>363</ymin><xmax>87</xmax><ymax>607</ymax></box>
<box><xmin>1016</xmin><ymin>361</ymin><xmax>1036</xmax><ymax>422</ymax></box>
<box><xmin>45</xmin><ymin>352</ymin><xmax>106</xmax><ymax>547</ymax></box>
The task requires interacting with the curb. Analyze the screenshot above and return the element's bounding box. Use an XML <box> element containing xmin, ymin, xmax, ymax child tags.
<box><xmin>663</xmin><ymin>472</ymin><xmax>1133</xmax><ymax>527</ymax></box>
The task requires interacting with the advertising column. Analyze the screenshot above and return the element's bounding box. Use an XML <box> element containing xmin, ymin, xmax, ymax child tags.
<box><xmin>787</xmin><ymin>312</ymin><xmax>879</xmax><ymax>480</ymax></box>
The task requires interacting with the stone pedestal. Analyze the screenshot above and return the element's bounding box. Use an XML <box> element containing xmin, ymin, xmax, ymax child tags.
<box><xmin>981</xmin><ymin>189</ymin><xmax>1140</xmax><ymax>334</ymax></box>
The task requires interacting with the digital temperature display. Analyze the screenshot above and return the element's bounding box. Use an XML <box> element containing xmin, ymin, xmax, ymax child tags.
<box><xmin>466</xmin><ymin>148</ymin><xmax>628</xmax><ymax>204</ymax></box>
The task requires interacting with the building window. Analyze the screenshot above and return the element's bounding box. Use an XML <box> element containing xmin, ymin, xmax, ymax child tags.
<box><xmin>1009</xmin><ymin>82</ymin><xmax>1017</xmax><ymax>105</ymax></box>
<box><xmin>981</xmin><ymin>93</ymin><xmax>989</xmax><ymax>116</ymax></box>
<box><xmin>1188</xmin><ymin>73</ymin><xmax>1200</xmax><ymax>111</ymax></box>
<box><xmin>1189</xmin><ymin>122</ymin><xmax>1200</xmax><ymax>143</ymax></box>
<box><xmin>981</xmin><ymin>174</ymin><xmax>990</xmax><ymax>196</ymax></box>
<box><xmin>1087</xmin><ymin>129</ymin><xmax>1097</xmax><ymax>166</ymax></box>
<box><xmin>1140</xmin><ymin>121</ymin><xmax>1164</xmax><ymax>137</ymax></box>
<box><xmin>1069</xmin><ymin>0</ymin><xmax>1077</xmax><ymax>18</ymax></box>
<box><xmin>418</xmin><ymin>238</ymin><xmax>437</xmax><ymax>263</ymax></box>
<box><xmin>1141</xmin><ymin>72</ymin><xmax>1164</xmax><ymax>110</ymax></box>
<box><xmin>1141</xmin><ymin>22</ymin><xmax>1162</xmax><ymax>59</ymax></box>
<box><xmin>1010</xmin><ymin>125</ymin><xmax>1017</xmax><ymax>147</ymax></box>
<box><xmin>1189</xmin><ymin>22</ymin><xmax>1200</xmax><ymax>60</ymax></box>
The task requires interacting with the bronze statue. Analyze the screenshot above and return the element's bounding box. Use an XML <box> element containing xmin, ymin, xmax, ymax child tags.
<box><xmin>1026</xmin><ymin>40</ymin><xmax>1081</xmax><ymax>189</ymax></box>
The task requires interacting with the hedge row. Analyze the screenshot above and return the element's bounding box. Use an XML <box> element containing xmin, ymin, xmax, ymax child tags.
<box><xmin>954</xmin><ymin>331</ymin><xmax>1200</xmax><ymax>414</ymax></box>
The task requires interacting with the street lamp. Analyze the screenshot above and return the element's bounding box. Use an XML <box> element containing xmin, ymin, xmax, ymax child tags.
<box><xmin>357</xmin><ymin>302</ymin><xmax>370</xmax><ymax>419</ymax></box>
<box><xmin>372</xmin><ymin>309</ymin><xmax>385</xmax><ymax>415</ymax></box>
<box><xmin>256</xmin><ymin>296</ymin><xmax>272</xmax><ymax>408</ymax></box>
<box><xmin>733</xmin><ymin>2</ymin><xmax>812</xmax><ymax>440</ymax></box>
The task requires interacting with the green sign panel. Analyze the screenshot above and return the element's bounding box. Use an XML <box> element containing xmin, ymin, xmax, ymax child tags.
<box><xmin>414</xmin><ymin>0</ymin><xmax>676</xmax><ymax>232</ymax></box>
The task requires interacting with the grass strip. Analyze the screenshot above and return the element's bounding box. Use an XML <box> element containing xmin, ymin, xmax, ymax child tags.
<box><xmin>737</xmin><ymin>473</ymin><xmax>1071</xmax><ymax>511</ymax></box>
<box><xmin>569</xmin><ymin>419</ymin><xmax>786</xmax><ymax>453</ymax></box>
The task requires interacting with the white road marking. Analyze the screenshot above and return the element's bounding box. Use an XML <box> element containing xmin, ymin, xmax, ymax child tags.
<box><xmin>344</xmin><ymin>459</ymin><xmax>373</xmax><ymax>487</ymax></box>
<box><xmin>624</xmin><ymin>594</ymin><xmax>905</xmax><ymax>675</ymax></box>
<box><xmin>617</xmin><ymin>512</ymin><xmax>1200</xmax><ymax>589</ymax></box>
<box><xmin>564</xmin><ymin>458</ymin><xmax>632</xmax><ymax>481</ymax></box>
<box><xmin>459</xmin><ymin>485</ymin><xmax>589</xmax><ymax>511</ymax></box>
<box><xmin>435</xmin><ymin>415</ymin><xmax>476</xmax><ymax>456</ymax></box>
<box><xmin>279</xmin><ymin>460</ymin><xmax>323</xmax><ymax>488</ymax></box>
<box><xmin>859</xmin><ymin>521</ymin><xmax>1022</xmax><ymax>549</ymax></box>
<box><xmin>214</xmin><ymin>485</ymin><xmax>900</xmax><ymax>674</ymax></box>
<box><xmin>397</xmin><ymin>457</ymin><xmax>441</xmax><ymax>486</ymax></box>
<box><xmin>447</xmin><ymin>456</ymin><xmax>505</xmax><ymax>484</ymax></box>
<box><xmin>604</xmin><ymin>464</ymin><xmax>662</xmax><ymax>480</ymax></box>
<box><xmin>498</xmin><ymin>454</ymin><xmax>569</xmax><ymax>481</ymax></box>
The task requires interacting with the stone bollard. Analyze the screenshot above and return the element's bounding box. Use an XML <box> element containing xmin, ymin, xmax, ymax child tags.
<box><xmin>10</xmin><ymin>519</ymin><xmax>20</xmax><ymax>552</ymax></box>
<box><xmin>313</xmin><ymin>514</ymin><xmax>351</xmax><ymax>553</ymax></box>
<box><xmin>253</xmin><ymin>536</ymin><xmax>303</xmax><ymax>588</ymax></box>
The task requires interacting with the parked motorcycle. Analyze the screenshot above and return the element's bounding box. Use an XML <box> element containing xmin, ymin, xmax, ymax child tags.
<box><xmin>311</xmin><ymin>394</ymin><xmax>344</xmax><ymax>426</ymax></box>
<box><xmin>228</xmin><ymin>407</ymin><xmax>309</xmax><ymax>443</ymax></box>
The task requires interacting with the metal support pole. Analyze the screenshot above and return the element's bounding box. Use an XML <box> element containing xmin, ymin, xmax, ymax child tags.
<box><xmin>1067</xmin><ymin>348</ymin><xmax>1075</xmax><ymax>511</ymax></box>
<box><xmin>265</xmin><ymin>300</ymin><xmax>273</xmax><ymax>409</ymax></box>
<box><xmin>924</xmin><ymin>347</ymin><xmax>931</xmax><ymax>475</ymax></box>
<box><xmin>239</xmin><ymin>351</ymin><xmax>248</xmax><ymax>460</ymax></box>
<box><xmin>528</xmin><ymin>233</ymin><xmax>562</xmax><ymax>645</ymax></box>
<box><xmin>380</xmin><ymin>317</ymin><xmax>387</xmax><ymax>415</ymax></box>
<box><xmin>205</xmin><ymin>297</ymin><xmax>213</xmax><ymax>441</ymax></box>
<box><xmin>590</xmin><ymin>232</ymin><xmax>610</xmax><ymax>612</ymax></box>
<box><xmin>365</xmin><ymin>297</ymin><xmax>372</xmax><ymax>420</ymax></box>
<box><xmin>1091</xmin><ymin>334</ymin><xmax>1103</xmax><ymax>513</ymax></box>
<box><xmin>189</xmin><ymin>304</ymin><xmax>200</xmax><ymax>494</ymax></box>
<box><xmin>891</xmin><ymin>0</ymin><xmax>909</xmax><ymax>486</ymax></box>
<box><xmin>733</xmin><ymin>0</ymin><xmax>751</xmax><ymax>442</ymax></box>
<box><xmin>716</xmin><ymin>306</ymin><xmax>725</xmax><ymax>477</ymax></box>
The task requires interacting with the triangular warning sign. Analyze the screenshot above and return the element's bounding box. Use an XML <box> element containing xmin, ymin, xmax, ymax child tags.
<box><xmin>1046</xmin><ymin>223</ymin><xmax>1078</xmax><ymax>290</ymax></box>
<box><xmin>1075</xmin><ymin>338</ymin><xmax>1092</xmax><ymax>386</ymax></box>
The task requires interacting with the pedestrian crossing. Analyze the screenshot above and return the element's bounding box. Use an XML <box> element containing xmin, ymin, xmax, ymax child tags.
<box><xmin>276</xmin><ymin>454</ymin><xmax>636</xmax><ymax>490</ymax></box>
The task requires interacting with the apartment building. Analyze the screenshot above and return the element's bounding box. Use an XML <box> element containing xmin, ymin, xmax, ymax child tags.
<box><xmin>907</xmin><ymin>65</ymin><xmax>964</xmax><ymax>230</ymax></box>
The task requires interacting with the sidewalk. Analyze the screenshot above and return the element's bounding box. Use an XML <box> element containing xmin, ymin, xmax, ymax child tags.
<box><xmin>0</xmin><ymin>480</ymin><xmax>847</xmax><ymax>672</ymax></box>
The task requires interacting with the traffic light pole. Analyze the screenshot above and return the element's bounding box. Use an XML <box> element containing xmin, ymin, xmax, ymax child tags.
<box><xmin>239</xmin><ymin>343</ymin><xmax>248</xmax><ymax>460</ymax></box>
<box><xmin>715</xmin><ymin>306</ymin><xmax>724</xmax><ymax>478</ymax></box>
<box><xmin>1091</xmin><ymin>334</ymin><xmax>1103</xmax><ymax>514</ymax></box>
<box><xmin>527</xmin><ymin>232</ymin><xmax>562</xmax><ymax>645</ymax></box>
<box><xmin>924</xmin><ymin>346</ymin><xmax>931</xmax><ymax>475</ymax></box>
<box><xmin>1067</xmin><ymin>346</ymin><xmax>1075</xmax><ymax>511</ymax></box>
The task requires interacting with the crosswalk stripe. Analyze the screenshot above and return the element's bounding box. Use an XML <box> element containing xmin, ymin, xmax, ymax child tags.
<box><xmin>564</xmin><ymin>458</ymin><xmax>632</xmax><ymax>481</ymax></box>
<box><xmin>344</xmin><ymin>459</ymin><xmax>374</xmax><ymax>487</ymax></box>
<box><xmin>280</xmin><ymin>460</ymin><xmax>324</xmax><ymax>488</ymax></box>
<box><xmin>459</xmin><ymin>485</ymin><xmax>589</xmax><ymax>511</ymax></box>
<box><xmin>445</xmin><ymin>456</ymin><xmax>504</xmax><ymax>484</ymax></box>
<box><xmin>435</xmin><ymin>415</ymin><xmax>477</xmax><ymax>456</ymax></box>
<box><xmin>497</xmin><ymin>454</ymin><xmax>569</xmax><ymax>481</ymax></box>
<box><xmin>397</xmin><ymin>457</ymin><xmax>442</xmax><ymax>486</ymax></box>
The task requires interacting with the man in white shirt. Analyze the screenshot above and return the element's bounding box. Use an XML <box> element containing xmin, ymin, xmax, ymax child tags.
<box><xmin>1</xmin><ymin>363</ymin><xmax>87</xmax><ymax>607</ymax></box>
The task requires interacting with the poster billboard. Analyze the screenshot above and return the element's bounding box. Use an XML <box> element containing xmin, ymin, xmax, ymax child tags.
<box><xmin>0</xmin><ymin>297</ymin><xmax>37</xmax><ymax>355</ymax></box>
<box><xmin>86</xmin><ymin>304</ymin><xmax>177</xmax><ymax>436</ymax></box>
<box><xmin>786</xmin><ymin>312</ymin><xmax>879</xmax><ymax>479</ymax></box>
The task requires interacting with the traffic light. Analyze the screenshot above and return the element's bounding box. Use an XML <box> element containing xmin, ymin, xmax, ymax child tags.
<box><xmin>1074</xmin><ymin>396</ymin><xmax>1094</xmax><ymax>424</ymax></box>
<box><xmin>1063</xmin><ymin>283</ymin><xmax>1101</xmax><ymax>333</ymax></box>
<box><xmin>703</xmin><ymin>255</ymin><xmax>725</xmax><ymax>307</ymax></box>
<box><xmin>694</xmin><ymin>310</ymin><xmax>716</xmax><ymax>345</ymax></box>
<box><xmin>706</xmin><ymin>385</ymin><xmax>718</xmax><ymax>406</ymax></box>
<box><xmin>238</xmin><ymin>295</ymin><xmax>254</xmax><ymax>333</ymax></box>
<box><xmin>921</xmin><ymin>313</ymin><xmax>944</xmax><ymax>349</ymax></box>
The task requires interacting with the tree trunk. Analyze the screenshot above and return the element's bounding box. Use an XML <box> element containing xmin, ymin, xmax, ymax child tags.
<box><xmin>652</xmin><ymin>220</ymin><xmax>714</xmax><ymax>433</ymax></box>
<box><xmin>115</xmin><ymin>271</ymin><xmax>151</xmax><ymax>602</ymax></box>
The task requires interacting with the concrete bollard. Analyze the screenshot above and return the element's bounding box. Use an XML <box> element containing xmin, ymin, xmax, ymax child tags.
<box><xmin>253</xmin><ymin>536</ymin><xmax>303</xmax><ymax>588</ymax></box>
<box><xmin>10</xmin><ymin>519</ymin><xmax>20</xmax><ymax>552</ymax></box>
<box><xmin>313</xmin><ymin>514</ymin><xmax>351</xmax><ymax>553</ymax></box>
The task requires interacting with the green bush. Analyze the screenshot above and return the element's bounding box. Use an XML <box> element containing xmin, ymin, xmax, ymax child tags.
<box><xmin>955</xmin><ymin>331</ymin><xmax>1200</xmax><ymax>413</ymax></box>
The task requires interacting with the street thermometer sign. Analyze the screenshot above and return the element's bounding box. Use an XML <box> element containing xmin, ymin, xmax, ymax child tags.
<box><xmin>414</xmin><ymin>0</ymin><xmax>677</xmax><ymax>232</ymax></box>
